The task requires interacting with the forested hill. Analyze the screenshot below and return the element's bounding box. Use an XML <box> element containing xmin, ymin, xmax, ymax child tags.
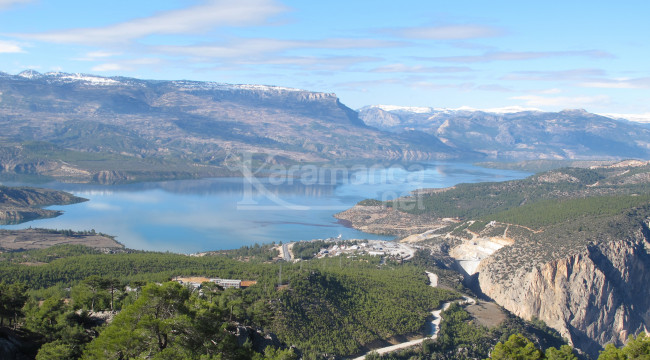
<box><xmin>0</xmin><ymin>246</ymin><xmax>458</xmax><ymax>359</ymax></box>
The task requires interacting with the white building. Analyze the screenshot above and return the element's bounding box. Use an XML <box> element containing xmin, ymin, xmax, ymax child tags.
<box><xmin>213</xmin><ymin>279</ymin><xmax>242</xmax><ymax>289</ymax></box>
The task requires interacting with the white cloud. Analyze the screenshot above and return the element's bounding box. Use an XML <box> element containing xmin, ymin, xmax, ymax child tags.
<box><xmin>249</xmin><ymin>56</ymin><xmax>381</xmax><ymax>70</ymax></box>
<box><xmin>601</xmin><ymin>112</ymin><xmax>650</xmax><ymax>123</ymax></box>
<box><xmin>539</xmin><ymin>88</ymin><xmax>562</xmax><ymax>94</ymax></box>
<box><xmin>86</xmin><ymin>51</ymin><xmax>121</xmax><ymax>59</ymax></box>
<box><xmin>311</xmin><ymin>38</ymin><xmax>404</xmax><ymax>49</ymax></box>
<box><xmin>14</xmin><ymin>0</ymin><xmax>287</xmax><ymax>45</ymax></box>
<box><xmin>397</xmin><ymin>25</ymin><xmax>503</xmax><ymax>40</ymax></box>
<box><xmin>476</xmin><ymin>84</ymin><xmax>512</xmax><ymax>92</ymax></box>
<box><xmin>91</xmin><ymin>63</ymin><xmax>126</xmax><ymax>72</ymax></box>
<box><xmin>427</xmin><ymin>50</ymin><xmax>614</xmax><ymax>63</ymax></box>
<box><xmin>370</xmin><ymin>64</ymin><xmax>472</xmax><ymax>73</ymax></box>
<box><xmin>155</xmin><ymin>38</ymin><xmax>399</xmax><ymax>60</ymax></box>
<box><xmin>156</xmin><ymin>39</ymin><xmax>296</xmax><ymax>59</ymax></box>
<box><xmin>74</xmin><ymin>51</ymin><xmax>123</xmax><ymax>62</ymax></box>
<box><xmin>0</xmin><ymin>40</ymin><xmax>24</xmax><ymax>53</ymax></box>
<box><xmin>0</xmin><ymin>0</ymin><xmax>32</xmax><ymax>10</ymax></box>
<box><xmin>511</xmin><ymin>94</ymin><xmax>610</xmax><ymax>108</ymax></box>
<box><xmin>582</xmin><ymin>82</ymin><xmax>638</xmax><ymax>89</ymax></box>
<box><xmin>502</xmin><ymin>68</ymin><xmax>607</xmax><ymax>81</ymax></box>
<box><xmin>580</xmin><ymin>77</ymin><xmax>650</xmax><ymax>89</ymax></box>
<box><xmin>91</xmin><ymin>58</ymin><xmax>161</xmax><ymax>72</ymax></box>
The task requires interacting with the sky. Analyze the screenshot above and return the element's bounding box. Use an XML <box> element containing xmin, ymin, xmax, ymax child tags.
<box><xmin>0</xmin><ymin>0</ymin><xmax>649</xmax><ymax>116</ymax></box>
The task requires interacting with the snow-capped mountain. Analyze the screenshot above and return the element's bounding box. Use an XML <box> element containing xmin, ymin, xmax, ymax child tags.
<box><xmin>12</xmin><ymin>70</ymin><xmax>315</xmax><ymax>94</ymax></box>
<box><xmin>359</xmin><ymin>105</ymin><xmax>650</xmax><ymax>160</ymax></box>
<box><xmin>0</xmin><ymin>70</ymin><xmax>466</xmax><ymax>183</ymax></box>
<box><xmin>362</xmin><ymin>104</ymin><xmax>542</xmax><ymax>115</ymax></box>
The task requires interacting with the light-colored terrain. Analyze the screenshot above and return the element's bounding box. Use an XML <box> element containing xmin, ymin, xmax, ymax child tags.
<box><xmin>0</xmin><ymin>229</ymin><xmax>123</xmax><ymax>252</ymax></box>
<box><xmin>334</xmin><ymin>204</ymin><xmax>457</xmax><ymax>237</ymax></box>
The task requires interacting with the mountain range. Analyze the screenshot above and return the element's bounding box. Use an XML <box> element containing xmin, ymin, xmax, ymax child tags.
<box><xmin>0</xmin><ymin>70</ymin><xmax>461</xmax><ymax>182</ymax></box>
<box><xmin>1</xmin><ymin>70</ymin><xmax>650</xmax><ymax>182</ymax></box>
<box><xmin>359</xmin><ymin>105</ymin><xmax>650</xmax><ymax>160</ymax></box>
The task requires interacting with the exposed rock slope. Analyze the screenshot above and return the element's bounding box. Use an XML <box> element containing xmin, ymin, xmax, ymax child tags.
<box><xmin>479</xmin><ymin>211</ymin><xmax>650</xmax><ymax>357</ymax></box>
<box><xmin>336</xmin><ymin>161</ymin><xmax>650</xmax><ymax>357</ymax></box>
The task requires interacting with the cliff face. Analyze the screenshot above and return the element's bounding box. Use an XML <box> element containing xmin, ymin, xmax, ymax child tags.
<box><xmin>478</xmin><ymin>223</ymin><xmax>650</xmax><ymax>357</ymax></box>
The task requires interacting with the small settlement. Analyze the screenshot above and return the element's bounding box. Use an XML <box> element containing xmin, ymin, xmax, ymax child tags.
<box><xmin>312</xmin><ymin>240</ymin><xmax>416</xmax><ymax>260</ymax></box>
<box><xmin>172</xmin><ymin>276</ymin><xmax>257</xmax><ymax>290</ymax></box>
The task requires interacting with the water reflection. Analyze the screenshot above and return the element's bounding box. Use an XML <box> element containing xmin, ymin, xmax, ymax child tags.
<box><xmin>0</xmin><ymin>162</ymin><xmax>530</xmax><ymax>253</ymax></box>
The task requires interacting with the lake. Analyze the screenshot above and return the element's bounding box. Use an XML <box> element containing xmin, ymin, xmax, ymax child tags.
<box><xmin>0</xmin><ymin>162</ymin><xmax>530</xmax><ymax>253</ymax></box>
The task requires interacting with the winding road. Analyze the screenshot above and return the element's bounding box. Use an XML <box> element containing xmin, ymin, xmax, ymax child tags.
<box><xmin>351</xmin><ymin>271</ymin><xmax>475</xmax><ymax>360</ymax></box>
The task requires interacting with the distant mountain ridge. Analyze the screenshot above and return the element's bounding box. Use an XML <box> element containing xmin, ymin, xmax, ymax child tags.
<box><xmin>0</xmin><ymin>71</ymin><xmax>464</xmax><ymax>182</ymax></box>
<box><xmin>359</xmin><ymin>105</ymin><xmax>650</xmax><ymax>160</ymax></box>
<box><xmin>2</xmin><ymin>69</ymin><xmax>648</xmax><ymax>184</ymax></box>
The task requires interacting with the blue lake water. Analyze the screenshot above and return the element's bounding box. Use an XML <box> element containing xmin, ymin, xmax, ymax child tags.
<box><xmin>0</xmin><ymin>163</ymin><xmax>530</xmax><ymax>253</ymax></box>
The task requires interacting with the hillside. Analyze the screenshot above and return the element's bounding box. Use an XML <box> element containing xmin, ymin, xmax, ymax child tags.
<box><xmin>359</xmin><ymin>105</ymin><xmax>650</xmax><ymax>160</ymax></box>
<box><xmin>0</xmin><ymin>245</ymin><xmax>462</xmax><ymax>359</ymax></box>
<box><xmin>336</xmin><ymin>160</ymin><xmax>650</xmax><ymax>357</ymax></box>
<box><xmin>0</xmin><ymin>71</ymin><xmax>464</xmax><ymax>183</ymax></box>
<box><xmin>0</xmin><ymin>185</ymin><xmax>86</xmax><ymax>224</ymax></box>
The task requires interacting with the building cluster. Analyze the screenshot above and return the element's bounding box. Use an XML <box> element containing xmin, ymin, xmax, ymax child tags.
<box><xmin>172</xmin><ymin>276</ymin><xmax>257</xmax><ymax>290</ymax></box>
<box><xmin>312</xmin><ymin>240</ymin><xmax>416</xmax><ymax>260</ymax></box>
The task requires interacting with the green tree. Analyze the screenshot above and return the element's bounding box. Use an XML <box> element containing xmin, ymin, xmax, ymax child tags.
<box><xmin>262</xmin><ymin>346</ymin><xmax>298</xmax><ymax>360</ymax></box>
<box><xmin>598</xmin><ymin>332</ymin><xmax>650</xmax><ymax>360</ymax></box>
<box><xmin>599</xmin><ymin>344</ymin><xmax>626</xmax><ymax>360</ymax></box>
<box><xmin>621</xmin><ymin>332</ymin><xmax>650</xmax><ymax>359</ymax></box>
<box><xmin>201</xmin><ymin>281</ymin><xmax>222</xmax><ymax>303</ymax></box>
<box><xmin>104</xmin><ymin>278</ymin><xmax>122</xmax><ymax>311</ymax></box>
<box><xmin>82</xmin><ymin>282</ymin><xmax>194</xmax><ymax>359</ymax></box>
<box><xmin>23</xmin><ymin>296</ymin><xmax>68</xmax><ymax>341</ymax></box>
<box><xmin>71</xmin><ymin>276</ymin><xmax>110</xmax><ymax>312</ymax></box>
<box><xmin>489</xmin><ymin>334</ymin><xmax>543</xmax><ymax>360</ymax></box>
<box><xmin>0</xmin><ymin>282</ymin><xmax>28</xmax><ymax>329</ymax></box>
<box><xmin>35</xmin><ymin>340</ymin><xmax>76</xmax><ymax>360</ymax></box>
<box><xmin>546</xmin><ymin>345</ymin><xmax>578</xmax><ymax>360</ymax></box>
<box><xmin>24</xmin><ymin>295</ymin><xmax>92</xmax><ymax>358</ymax></box>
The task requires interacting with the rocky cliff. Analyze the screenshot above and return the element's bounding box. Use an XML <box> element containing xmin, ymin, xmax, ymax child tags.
<box><xmin>478</xmin><ymin>213</ymin><xmax>650</xmax><ymax>357</ymax></box>
<box><xmin>336</xmin><ymin>162</ymin><xmax>650</xmax><ymax>357</ymax></box>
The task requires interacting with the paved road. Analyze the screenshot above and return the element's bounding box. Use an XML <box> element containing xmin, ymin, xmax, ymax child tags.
<box><xmin>351</xmin><ymin>272</ymin><xmax>475</xmax><ymax>360</ymax></box>
<box><xmin>282</xmin><ymin>242</ymin><xmax>292</xmax><ymax>261</ymax></box>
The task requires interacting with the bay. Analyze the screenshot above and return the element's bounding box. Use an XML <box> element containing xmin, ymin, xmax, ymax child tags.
<box><xmin>0</xmin><ymin>162</ymin><xmax>530</xmax><ymax>253</ymax></box>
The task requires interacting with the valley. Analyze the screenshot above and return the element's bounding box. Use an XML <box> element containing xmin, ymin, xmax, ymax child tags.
<box><xmin>2</xmin><ymin>0</ymin><xmax>649</xmax><ymax>359</ymax></box>
<box><xmin>0</xmin><ymin>71</ymin><xmax>648</xmax><ymax>359</ymax></box>
<box><xmin>2</xmin><ymin>160</ymin><xmax>648</xmax><ymax>359</ymax></box>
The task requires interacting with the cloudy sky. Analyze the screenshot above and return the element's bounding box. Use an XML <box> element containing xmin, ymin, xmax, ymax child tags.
<box><xmin>1</xmin><ymin>0</ymin><xmax>648</xmax><ymax>115</ymax></box>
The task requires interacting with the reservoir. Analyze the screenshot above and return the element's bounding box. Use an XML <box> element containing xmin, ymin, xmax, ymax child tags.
<box><xmin>0</xmin><ymin>162</ymin><xmax>529</xmax><ymax>253</ymax></box>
